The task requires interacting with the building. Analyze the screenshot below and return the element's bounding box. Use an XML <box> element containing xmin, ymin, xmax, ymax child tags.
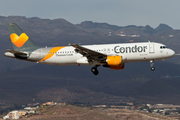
<box><xmin>43</xmin><ymin>102</ymin><xmax>53</xmax><ymax>106</ymax></box>
<box><xmin>3</xmin><ymin>111</ymin><xmax>19</xmax><ymax>119</ymax></box>
<box><xmin>18</xmin><ymin>111</ymin><xmax>27</xmax><ymax>116</ymax></box>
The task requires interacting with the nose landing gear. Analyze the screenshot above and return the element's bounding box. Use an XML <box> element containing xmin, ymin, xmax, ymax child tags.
<box><xmin>91</xmin><ymin>65</ymin><xmax>99</xmax><ymax>75</ymax></box>
<box><xmin>150</xmin><ymin>60</ymin><xmax>155</xmax><ymax>71</ymax></box>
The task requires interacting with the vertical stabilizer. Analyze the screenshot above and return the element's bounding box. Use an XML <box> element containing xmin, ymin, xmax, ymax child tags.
<box><xmin>6</xmin><ymin>23</ymin><xmax>39</xmax><ymax>51</ymax></box>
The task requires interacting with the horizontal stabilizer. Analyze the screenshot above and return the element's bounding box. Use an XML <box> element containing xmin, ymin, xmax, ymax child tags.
<box><xmin>5</xmin><ymin>49</ymin><xmax>28</xmax><ymax>59</ymax></box>
<box><xmin>6</xmin><ymin>49</ymin><xmax>27</xmax><ymax>55</ymax></box>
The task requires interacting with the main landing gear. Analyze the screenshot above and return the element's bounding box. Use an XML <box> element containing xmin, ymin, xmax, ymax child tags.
<box><xmin>91</xmin><ymin>65</ymin><xmax>99</xmax><ymax>75</ymax></box>
<box><xmin>150</xmin><ymin>60</ymin><xmax>155</xmax><ymax>71</ymax></box>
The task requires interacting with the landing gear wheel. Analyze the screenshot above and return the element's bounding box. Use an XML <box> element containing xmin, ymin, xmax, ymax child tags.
<box><xmin>150</xmin><ymin>60</ymin><xmax>155</xmax><ymax>71</ymax></box>
<box><xmin>91</xmin><ymin>67</ymin><xmax>99</xmax><ymax>75</ymax></box>
<box><xmin>151</xmin><ymin>67</ymin><xmax>155</xmax><ymax>71</ymax></box>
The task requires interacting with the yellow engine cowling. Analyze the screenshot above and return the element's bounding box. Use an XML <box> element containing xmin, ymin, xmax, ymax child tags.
<box><xmin>107</xmin><ymin>56</ymin><xmax>122</xmax><ymax>66</ymax></box>
<box><xmin>106</xmin><ymin>56</ymin><xmax>124</xmax><ymax>70</ymax></box>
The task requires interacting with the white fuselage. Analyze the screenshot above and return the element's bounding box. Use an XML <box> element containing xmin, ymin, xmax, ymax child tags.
<box><xmin>24</xmin><ymin>42</ymin><xmax>174</xmax><ymax>65</ymax></box>
<box><xmin>5</xmin><ymin>23</ymin><xmax>175</xmax><ymax>75</ymax></box>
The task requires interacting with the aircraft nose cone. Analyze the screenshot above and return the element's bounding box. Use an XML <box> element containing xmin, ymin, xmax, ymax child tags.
<box><xmin>170</xmin><ymin>49</ymin><xmax>175</xmax><ymax>57</ymax></box>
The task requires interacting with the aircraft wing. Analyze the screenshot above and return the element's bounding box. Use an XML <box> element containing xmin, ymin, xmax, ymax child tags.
<box><xmin>70</xmin><ymin>44</ymin><xmax>107</xmax><ymax>62</ymax></box>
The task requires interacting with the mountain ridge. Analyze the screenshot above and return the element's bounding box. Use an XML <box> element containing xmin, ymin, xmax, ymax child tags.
<box><xmin>77</xmin><ymin>21</ymin><xmax>173</xmax><ymax>36</ymax></box>
<box><xmin>0</xmin><ymin>16</ymin><xmax>180</xmax><ymax>105</ymax></box>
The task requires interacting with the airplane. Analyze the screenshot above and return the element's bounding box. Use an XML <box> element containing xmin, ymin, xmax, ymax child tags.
<box><xmin>4</xmin><ymin>23</ymin><xmax>175</xmax><ymax>75</ymax></box>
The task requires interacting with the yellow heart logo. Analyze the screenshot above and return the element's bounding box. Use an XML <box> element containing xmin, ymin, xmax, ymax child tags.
<box><xmin>10</xmin><ymin>33</ymin><xmax>29</xmax><ymax>47</ymax></box>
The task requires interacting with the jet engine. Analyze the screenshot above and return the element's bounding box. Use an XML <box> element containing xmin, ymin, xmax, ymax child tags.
<box><xmin>106</xmin><ymin>56</ymin><xmax>122</xmax><ymax>66</ymax></box>
<box><xmin>109</xmin><ymin>64</ymin><xmax>124</xmax><ymax>70</ymax></box>
<box><xmin>104</xmin><ymin>55</ymin><xmax>124</xmax><ymax>70</ymax></box>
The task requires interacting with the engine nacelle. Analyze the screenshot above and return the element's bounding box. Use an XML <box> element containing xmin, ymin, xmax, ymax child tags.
<box><xmin>105</xmin><ymin>55</ymin><xmax>124</xmax><ymax>70</ymax></box>
<box><xmin>103</xmin><ymin>63</ymin><xmax>124</xmax><ymax>70</ymax></box>
<box><xmin>106</xmin><ymin>56</ymin><xmax>122</xmax><ymax>66</ymax></box>
<box><xmin>110</xmin><ymin>64</ymin><xmax>124</xmax><ymax>70</ymax></box>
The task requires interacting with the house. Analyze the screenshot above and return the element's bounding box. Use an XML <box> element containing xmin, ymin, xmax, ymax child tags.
<box><xmin>43</xmin><ymin>102</ymin><xmax>53</xmax><ymax>106</ymax></box>
<box><xmin>132</xmin><ymin>106</ymin><xmax>138</xmax><ymax>109</ymax></box>
<box><xmin>3</xmin><ymin>111</ymin><xmax>19</xmax><ymax>119</ymax></box>
<box><xmin>18</xmin><ymin>111</ymin><xmax>27</xmax><ymax>116</ymax></box>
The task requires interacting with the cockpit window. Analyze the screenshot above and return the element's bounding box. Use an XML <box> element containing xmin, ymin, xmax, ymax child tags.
<box><xmin>160</xmin><ymin>46</ymin><xmax>168</xmax><ymax>49</ymax></box>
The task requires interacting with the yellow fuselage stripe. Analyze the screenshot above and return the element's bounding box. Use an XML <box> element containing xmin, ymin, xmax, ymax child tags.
<box><xmin>39</xmin><ymin>46</ymin><xmax>65</xmax><ymax>62</ymax></box>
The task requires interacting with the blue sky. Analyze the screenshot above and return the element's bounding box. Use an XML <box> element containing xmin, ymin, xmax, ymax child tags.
<box><xmin>0</xmin><ymin>0</ymin><xmax>180</xmax><ymax>29</ymax></box>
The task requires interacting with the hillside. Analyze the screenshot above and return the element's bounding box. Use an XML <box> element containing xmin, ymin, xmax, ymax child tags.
<box><xmin>1</xmin><ymin>16</ymin><xmax>180</xmax><ymax>105</ymax></box>
<box><xmin>1</xmin><ymin>60</ymin><xmax>180</xmax><ymax>104</ymax></box>
<box><xmin>23</xmin><ymin>105</ymin><xmax>175</xmax><ymax>120</ymax></box>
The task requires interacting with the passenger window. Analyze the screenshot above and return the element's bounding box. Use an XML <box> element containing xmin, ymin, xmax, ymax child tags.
<box><xmin>160</xmin><ymin>46</ymin><xmax>167</xmax><ymax>49</ymax></box>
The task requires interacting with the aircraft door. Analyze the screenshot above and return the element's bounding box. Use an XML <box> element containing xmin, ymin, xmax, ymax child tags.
<box><xmin>149</xmin><ymin>43</ymin><xmax>154</xmax><ymax>53</ymax></box>
<box><xmin>37</xmin><ymin>49</ymin><xmax>42</xmax><ymax>59</ymax></box>
<box><xmin>107</xmin><ymin>48</ymin><xmax>111</xmax><ymax>54</ymax></box>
